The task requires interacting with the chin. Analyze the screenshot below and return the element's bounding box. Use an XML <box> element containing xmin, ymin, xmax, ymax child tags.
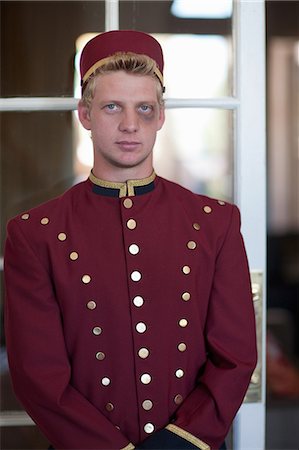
<box><xmin>117</xmin><ymin>156</ymin><xmax>150</xmax><ymax>169</ymax></box>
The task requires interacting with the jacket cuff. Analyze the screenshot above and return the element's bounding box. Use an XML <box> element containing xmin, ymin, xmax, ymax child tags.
<box><xmin>136</xmin><ymin>426</ymin><xmax>210</xmax><ymax>449</ymax></box>
<box><xmin>166</xmin><ymin>424</ymin><xmax>210</xmax><ymax>450</ymax></box>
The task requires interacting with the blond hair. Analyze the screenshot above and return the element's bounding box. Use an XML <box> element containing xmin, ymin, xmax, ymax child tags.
<box><xmin>81</xmin><ymin>52</ymin><xmax>164</xmax><ymax>108</ymax></box>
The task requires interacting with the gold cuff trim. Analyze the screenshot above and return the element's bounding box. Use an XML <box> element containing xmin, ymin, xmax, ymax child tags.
<box><xmin>166</xmin><ymin>424</ymin><xmax>210</xmax><ymax>450</ymax></box>
<box><xmin>120</xmin><ymin>444</ymin><xmax>135</xmax><ymax>450</ymax></box>
<box><xmin>89</xmin><ymin>171</ymin><xmax>156</xmax><ymax>198</ymax></box>
<box><xmin>82</xmin><ymin>55</ymin><xmax>164</xmax><ymax>87</ymax></box>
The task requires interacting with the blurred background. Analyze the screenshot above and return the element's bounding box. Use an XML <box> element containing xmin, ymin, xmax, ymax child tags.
<box><xmin>0</xmin><ymin>1</ymin><xmax>298</xmax><ymax>448</ymax></box>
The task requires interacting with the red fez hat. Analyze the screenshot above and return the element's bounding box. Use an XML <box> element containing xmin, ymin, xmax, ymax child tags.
<box><xmin>80</xmin><ymin>30</ymin><xmax>164</xmax><ymax>89</ymax></box>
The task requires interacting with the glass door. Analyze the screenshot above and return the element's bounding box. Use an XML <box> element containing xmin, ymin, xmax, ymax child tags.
<box><xmin>0</xmin><ymin>1</ymin><xmax>266</xmax><ymax>448</ymax></box>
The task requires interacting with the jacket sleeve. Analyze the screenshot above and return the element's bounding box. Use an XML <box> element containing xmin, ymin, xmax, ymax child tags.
<box><xmin>4</xmin><ymin>219</ymin><xmax>134</xmax><ymax>450</ymax></box>
<box><xmin>141</xmin><ymin>205</ymin><xmax>257</xmax><ymax>450</ymax></box>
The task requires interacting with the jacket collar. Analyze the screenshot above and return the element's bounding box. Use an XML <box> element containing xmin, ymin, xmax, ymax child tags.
<box><xmin>89</xmin><ymin>171</ymin><xmax>156</xmax><ymax>198</ymax></box>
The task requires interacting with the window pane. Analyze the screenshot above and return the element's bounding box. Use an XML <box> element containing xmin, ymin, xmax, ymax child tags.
<box><xmin>156</xmin><ymin>34</ymin><xmax>231</xmax><ymax>98</ymax></box>
<box><xmin>1</xmin><ymin>1</ymin><xmax>105</xmax><ymax>97</ymax></box>
<box><xmin>1</xmin><ymin>345</ymin><xmax>23</xmax><ymax>411</ymax></box>
<box><xmin>0</xmin><ymin>110</ymin><xmax>76</xmax><ymax>425</ymax></box>
<box><xmin>120</xmin><ymin>1</ymin><xmax>233</xmax><ymax>98</ymax></box>
<box><xmin>1</xmin><ymin>425</ymin><xmax>49</xmax><ymax>449</ymax></box>
<box><xmin>0</xmin><ymin>111</ymin><xmax>75</xmax><ymax>253</ymax></box>
<box><xmin>154</xmin><ymin>109</ymin><xmax>233</xmax><ymax>201</ymax></box>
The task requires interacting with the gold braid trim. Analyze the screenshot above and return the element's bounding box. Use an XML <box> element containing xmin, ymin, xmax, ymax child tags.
<box><xmin>82</xmin><ymin>55</ymin><xmax>164</xmax><ymax>86</ymax></box>
<box><xmin>166</xmin><ymin>424</ymin><xmax>210</xmax><ymax>450</ymax></box>
<box><xmin>126</xmin><ymin>172</ymin><xmax>156</xmax><ymax>196</ymax></box>
<box><xmin>120</xmin><ymin>444</ymin><xmax>135</xmax><ymax>450</ymax></box>
<box><xmin>89</xmin><ymin>171</ymin><xmax>156</xmax><ymax>198</ymax></box>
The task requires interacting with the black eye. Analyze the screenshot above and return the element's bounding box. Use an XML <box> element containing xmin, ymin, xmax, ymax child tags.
<box><xmin>139</xmin><ymin>105</ymin><xmax>153</xmax><ymax>113</ymax></box>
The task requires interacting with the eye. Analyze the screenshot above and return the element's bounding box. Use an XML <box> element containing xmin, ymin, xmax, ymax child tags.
<box><xmin>139</xmin><ymin>104</ymin><xmax>153</xmax><ymax>114</ymax></box>
<box><xmin>104</xmin><ymin>103</ymin><xmax>120</xmax><ymax>112</ymax></box>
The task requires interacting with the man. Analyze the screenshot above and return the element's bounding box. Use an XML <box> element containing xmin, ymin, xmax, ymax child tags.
<box><xmin>4</xmin><ymin>30</ymin><xmax>257</xmax><ymax>450</ymax></box>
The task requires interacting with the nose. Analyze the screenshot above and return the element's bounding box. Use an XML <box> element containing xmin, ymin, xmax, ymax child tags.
<box><xmin>119</xmin><ymin>108</ymin><xmax>139</xmax><ymax>133</ymax></box>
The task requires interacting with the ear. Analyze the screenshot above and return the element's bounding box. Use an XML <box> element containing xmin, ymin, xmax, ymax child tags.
<box><xmin>78</xmin><ymin>100</ymin><xmax>91</xmax><ymax>130</ymax></box>
<box><xmin>157</xmin><ymin>105</ymin><xmax>165</xmax><ymax>131</ymax></box>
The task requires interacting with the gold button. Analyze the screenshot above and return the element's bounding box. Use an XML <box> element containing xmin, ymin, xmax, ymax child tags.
<box><xmin>179</xmin><ymin>318</ymin><xmax>188</xmax><ymax>328</ymax></box>
<box><xmin>133</xmin><ymin>296</ymin><xmax>144</xmax><ymax>307</ymax></box>
<box><xmin>21</xmin><ymin>213</ymin><xmax>30</xmax><ymax>220</ymax></box>
<box><xmin>101</xmin><ymin>377</ymin><xmax>111</xmax><ymax>386</ymax></box>
<box><xmin>87</xmin><ymin>301</ymin><xmax>97</xmax><ymax>310</ymax></box>
<box><xmin>144</xmin><ymin>423</ymin><xmax>155</xmax><ymax>434</ymax></box>
<box><xmin>203</xmin><ymin>206</ymin><xmax>212</xmax><ymax>214</ymax></box>
<box><xmin>178</xmin><ymin>343</ymin><xmax>187</xmax><ymax>352</ymax></box>
<box><xmin>127</xmin><ymin>219</ymin><xmax>137</xmax><ymax>230</ymax></box>
<box><xmin>69</xmin><ymin>251</ymin><xmax>79</xmax><ymax>261</ymax></box>
<box><xmin>136</xmin><ymin>322</ymin><xmax>147</xmax><ymax>333</ymax></box>
<box><xmin>92</xmin><ymin>326</ymin><xmax>102</xmax><ymax>335</ymax></box>
<box><xmin>142</xmin><ymin>400</ymin><xmax>153</xmax><ymax>411</ymax></box>
<box><xmin>96</xmin><ymin>352</ymin><xmax>105</xmax><ymax>360</ymax></box>
<box><xmin>138</xmin><ymin>348</ymin><xmax>150</xmax><ymax>359</ymax></box>
<box><xmin>106</xmin><ymin>402</ymin><xmax>114</xmax><ymax>412</ymax></box>
<box><xmin>182</xmin><ymin>292</ymin><xmax>191</xmax><ymax>301</ymax></box>
<box><xmin>175</xmin><ymin>369</ymin><xmax>184</xmax><ymax>378</ymax></box>
<box><xmin>40</xmin><ymin>217</ymin><xmax>49</xmax><ymax>225</ymax></box>
<box><xmin>218</xmin><ymin>200</ymin><xmax>226</xmax><ymax>205</ymax></box>
<box><xmin>129</xmin><ymin>244</ymin><xmax>139</xmax><ymax>255</ymax></box>
<box><xmin>187</xmin><ymin>241</ymin><xmax>197</xmax><ymax>250</ymax></box>
<box><xmin>131</xmin><ymin>270</ymin><xmax>142</xmax><ymax>282</ymax></box>
<box><xmin>58</xmin><ymin>232</ymin><xmax>67</xmax><ymax>241</ymax></box>
<box><xmin>140</xmin><ymin>373</ymin><xmax>151</xmax><ymax>384</ymax></box>
<box><xmin>193</xmin><ymin>223</ymin><xmax>200</xmax><ymax>230</ymax></box>
<box><xmin>182</xmin><ymin>265</ymin><xmax>191</xmax><ymax>275</ymax></box>
<box><xmin>123</xmin><ymin>198</ymin><xmax>133</xmax><ymax>209</ymax></box>
<box><xmin>82</xmin><ymin>274</ymin><xmax>91</xmax><ymax>284</ymax></box>
<box><xmin>174</xmin><ymin>394</ymin><xmax>183</xmax><ymax>405</ymax></box>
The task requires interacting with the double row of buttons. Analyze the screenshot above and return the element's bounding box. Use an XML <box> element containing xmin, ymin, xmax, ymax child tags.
<box><xmin>123</xmin><ymin>197</ymin><xmax>155</xmax><ymax>435</ymax></box>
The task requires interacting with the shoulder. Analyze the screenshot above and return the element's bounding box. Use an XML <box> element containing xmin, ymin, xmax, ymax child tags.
<box><xmin>157</xmin><ymin>175</ymin><xmax>237</xmax><ymax>222</ymax></box>
<box><xmin>6</xmin><ymin>180</ymin><xmax>88</xmax><ymax>233</ymax></box>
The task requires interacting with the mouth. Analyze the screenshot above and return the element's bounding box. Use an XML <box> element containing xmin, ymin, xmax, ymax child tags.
<box><xmin>116</xmin><ymin>141</ymin><xmax>141</xmax><ymax>151</ymax></box>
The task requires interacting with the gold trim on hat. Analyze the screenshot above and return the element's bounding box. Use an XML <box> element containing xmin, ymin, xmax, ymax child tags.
<box><xmin>89</xmin><ymin>171</ymin><xmax>156</xmax><ymax>198</ymax></box>
<box><xmin>82</xmin><ymin>55</ymin><xmax>164</xmax><ymax>87</ymax></box>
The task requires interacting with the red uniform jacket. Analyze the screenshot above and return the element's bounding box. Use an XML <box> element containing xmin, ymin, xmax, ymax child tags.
<box><xmin>4</xmin><ymin>174</ymin><xmax>257</xmax><ymax>450</ymax></box>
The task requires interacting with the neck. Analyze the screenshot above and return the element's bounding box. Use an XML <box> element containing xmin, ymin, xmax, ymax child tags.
<box><xmin>92</xmin><ymin>165</ymin><xmax>154</xmax><ymax>183</ymax></box>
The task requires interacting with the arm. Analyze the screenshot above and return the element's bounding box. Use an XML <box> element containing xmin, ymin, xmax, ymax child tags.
<box><xmin>4</xmin><ymin>219</ymin><xmax>134</xmax><ymax>450</ymax></box>
<box><xmin>137</xmin><ymin>205</ymin><xmax>257</xmax><ymax>449</ymax></box>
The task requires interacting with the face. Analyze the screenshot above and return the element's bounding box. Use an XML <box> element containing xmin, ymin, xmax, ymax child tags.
<box><xmin>78</xmin><ymin>71</ymin><xmax>165</xmax><ymax>181</ymax></box>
